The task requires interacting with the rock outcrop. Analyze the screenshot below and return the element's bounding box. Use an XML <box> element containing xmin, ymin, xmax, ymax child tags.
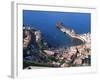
<box><xmin>23</xmin><ymin>27</ymin><xmax>51</xmax><ymax>68</ymax></box>
<box><xmin>56</xmin><ymin>21</ymin><xmax>91</xmax><ymax>44</ymax></box>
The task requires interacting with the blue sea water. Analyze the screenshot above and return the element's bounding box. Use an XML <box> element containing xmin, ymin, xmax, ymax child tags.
<box><xmin>23</xmin><ymin>10</ymin><xmax>91</xmax><ymax>48</ymax></box>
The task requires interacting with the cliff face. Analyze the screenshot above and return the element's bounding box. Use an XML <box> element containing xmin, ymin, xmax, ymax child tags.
<box><xmin>23</xmin><ymin>27</ymin><xmax>49</xmax><ymax>49</ymax></box>
<box><xmin>23</xmin><ymin>29</ymin><xmax>32</xmax><ymax>49</ymax></box>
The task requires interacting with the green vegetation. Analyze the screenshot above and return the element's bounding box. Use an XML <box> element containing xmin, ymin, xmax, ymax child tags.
<box><xmin>23</xmin><ymin>61</ymin><xmax>59</xmax><ymax>69</ymax></box>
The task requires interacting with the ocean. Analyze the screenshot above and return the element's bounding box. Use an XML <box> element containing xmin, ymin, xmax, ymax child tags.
<box><xmin>23</xmin><ymin>10</ymin><xmax>91</xmax><ymax>48</ymax></box>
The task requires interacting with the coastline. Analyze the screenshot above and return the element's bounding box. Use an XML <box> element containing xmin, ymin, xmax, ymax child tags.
<box><xmin>23</xmin><ymin>26</ymin><xmax>91</xmax><ymax>69</ymax></box>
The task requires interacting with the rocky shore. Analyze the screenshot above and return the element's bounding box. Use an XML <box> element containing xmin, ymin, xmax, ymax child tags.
<box><xmin>23</xmin><ymin>23</ymin><xmax>91</xmax><ymax>69</ymax></box>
